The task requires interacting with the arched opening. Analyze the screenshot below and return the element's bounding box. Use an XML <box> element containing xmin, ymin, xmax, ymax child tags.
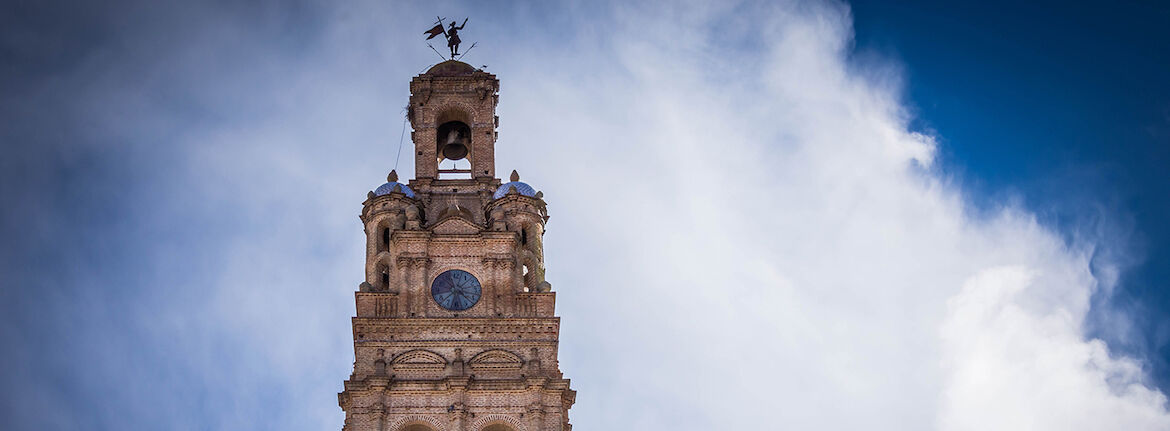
<box><xmin>376</xmin><ymin>261</ymin><xmax>390</xmax><ymax>290</ymax></box>
<box><xmin>379</xmin><ymin>225</ymin><xmax>390</xmax><ymax>252</ymax></box>
<box><xmin>482</xmin><ymin>424</ymin><xmax>515</xmax><ymax>431</ymax></box>
<box><xmin>437</xmin><ymin>121</ymin><xmax>471</xmax><ymax>160</ymax></box>
<box><xmin>522</xmin><ymin>264</ymin><xmax>532</xmax><ymax>292</ymax></box>
<box><xmin>436</xmin><ymin>120</ymin><xmax>473</xmax><ymax>179</ymax></box>
<box><xmin>402</xmin><ymin>425</ymin><xmax>435</xmax><ymax>431</ymax></box>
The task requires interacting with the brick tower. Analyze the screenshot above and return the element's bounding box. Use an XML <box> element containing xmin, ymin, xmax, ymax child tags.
<box><xmin>338</xmin><ymin>60</ymin><xmax>576</xmax><ymax>431</ymax></box>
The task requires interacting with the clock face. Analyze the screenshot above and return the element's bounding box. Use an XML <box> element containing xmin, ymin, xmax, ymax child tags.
<box><xmin>430</xmin><ymin>269</ymin><xmax>482</xmax><ymax>311</ymax></box>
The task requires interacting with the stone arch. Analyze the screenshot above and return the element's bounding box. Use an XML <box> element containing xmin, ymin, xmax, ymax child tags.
<box><xmin>433</xmin><ymin>103</ymin><xmax>474</xmax><ymax>126</ymax></box>
<box><xmin>374</xmin><ymin>217</ymin><xmax>392</xmax><ymax>253</ymax></box>
<box><xmin>432</xmin><ymin>102</ymin><xmax>483</xmax><ymax>179</ymax></box>
<box><xmin>521</xmin><ymin>223</ymin><xmax>544</xmax><ymax>261</ymax></box>
<box><xmin>437</xmin><ymin>204</ymin><xmax>475</xmax><ymax>223</ymax></box>
<box><xmin>435</xmin><ymin>105</ymin><xmax>474</xmax><ymax>162</ymax></box>
<box><xmin>388</xmin><ymin>414</ymin><xmax>447</xmax><ymax>431</ymax></box>
<box><xmin>373</xmin><ymin>255</ymin><xmax>393</xmax><ymax>291</ymax></box>
<box><xmin>391</xmin><ymin>349</ymin><xmax>447</xmax><ymax>371</ymax></box>
<box><xmin>471</xmin><ymin>414</ymin><xmax>526</xmax><ymax>431</ymax></box>
<box><xmin>518</xmin><ymin>249</ymin><xmax>543</xmax><ymax>291</ymax></box>
<box><xmin>468</xmin><ymin>349</ymin><xmax>524</xmax><ymax>371</ymax></box>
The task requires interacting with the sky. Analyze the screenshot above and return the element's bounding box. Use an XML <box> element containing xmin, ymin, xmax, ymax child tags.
<box><xmin>1</xmin><ymin>0</ymin><xmax>1168</xmax><ymax>430</ymax></box>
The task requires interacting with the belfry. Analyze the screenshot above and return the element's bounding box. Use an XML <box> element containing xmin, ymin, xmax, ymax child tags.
<box><xmin>337</xmin><ymin>59</ymin><xmax>576</xmax><ymax>431</ymax></box>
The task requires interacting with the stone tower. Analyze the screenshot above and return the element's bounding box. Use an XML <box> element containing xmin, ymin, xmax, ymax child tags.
<box><xmin>338</xmin><ymin>60</ymin><xmax>575</xmax><ymax>431</ymax></box>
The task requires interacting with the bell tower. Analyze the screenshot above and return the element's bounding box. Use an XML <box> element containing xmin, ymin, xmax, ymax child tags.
<box><xmin>338</xmin><ymin>60</ymin><xmax>575</xmax><ymax>431</ymax></box>
<box><xmin>411</xmin><ymin>60</ymin><xmax>498</xmax><ymax>182</ymax></box>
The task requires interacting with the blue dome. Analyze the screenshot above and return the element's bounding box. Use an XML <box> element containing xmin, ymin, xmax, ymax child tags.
<box><xmin>493</xmin><ymin>181</ymin><xmax>536</xmax><ymax>199</ymax></box>
<box><xmin>374</xmin><ymin>182</ymin><xmax>415</xmax><ymax>198</ymax></box>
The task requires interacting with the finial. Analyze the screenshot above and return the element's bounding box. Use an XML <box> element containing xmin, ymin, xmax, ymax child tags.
<box><xmin>367</xmin><ymin>191</ymin><xmax>375</xmax><ymax>199</ymax></box>
<box><xmin>388</xmin><ymin>170</ymin><xmax>398</xmax><ymax>182</ymax></box>
<box><xmin>535</xmin><ymin>191</ymin><xmax>543</xmax><ymax>199</ymax></box>
<box><xmin>510</xmin><ymin>170</ymin><xmax>520</xmax><ymax>182</ymax></box>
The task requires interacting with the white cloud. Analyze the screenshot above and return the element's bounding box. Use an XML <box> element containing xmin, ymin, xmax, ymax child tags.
<box><xmin>940</xmin><ymin>266</ymin><xmax>1170</xmax><ymax>430</ymax></box>
<box><xmin>105</xmin><ymin>0</ymin><xmax>1168</xmax><ymax>429</ymax></box>
<box><xmin>485</xmin><ymin>1</ymin><xmax>1170</xmax><ymax>430</ymax></box>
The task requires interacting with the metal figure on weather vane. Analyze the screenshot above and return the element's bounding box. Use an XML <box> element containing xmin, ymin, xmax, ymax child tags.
<box><xmin>424</xmin><ymin>16</ymin><xmax>471</xmax><ymax>59</ymax></box>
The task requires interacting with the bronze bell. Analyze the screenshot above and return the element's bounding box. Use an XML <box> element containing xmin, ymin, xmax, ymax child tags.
<box><xmin>441</xmin><ymin>128</ymin><xmax>469</xmax><ymax>160</ymax></box>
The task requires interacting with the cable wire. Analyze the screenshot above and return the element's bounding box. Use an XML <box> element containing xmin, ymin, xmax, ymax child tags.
<box><xmin>393</xmin><ymin>110</ymin><xmax>408</xmax><ymax>171</ymax></box>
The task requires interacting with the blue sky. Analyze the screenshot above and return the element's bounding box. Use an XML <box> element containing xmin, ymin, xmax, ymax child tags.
<box><xmin>850</xmin><ymin>0</ymin><xmax>1170</xmax><ymax>386</ymax></box>
<box><xmin>2</xmin><ymin>1</ymin><xmax>1169</xmax><ymax>430</ymax></box>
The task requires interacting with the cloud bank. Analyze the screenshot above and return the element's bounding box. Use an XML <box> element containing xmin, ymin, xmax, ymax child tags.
<box><xmin>498</xmin><ymin>1</ymin><xmax>1170</xmax><ymax>429</ymax></box>
<box><xmin>1</xmin><ymin>0</ymin><xmax>1166</xmax><ymax>430</ymax></box>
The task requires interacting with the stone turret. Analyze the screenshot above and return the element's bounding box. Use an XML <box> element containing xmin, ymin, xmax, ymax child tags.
<box><xmin>487</xmin><ymin>170</ymin><xmax>551</xmax><ymax>292</ymax></box>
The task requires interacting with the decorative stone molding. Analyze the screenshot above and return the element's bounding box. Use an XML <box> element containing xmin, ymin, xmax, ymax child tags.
<box><xmin>396</xmin><ymin>256</ymin><xmax>432</xmax><ymax>269</ymax></box>
<box><xmin>387</xmin><ymin>415</ymin><xmax>448</xmax><ymax>431</ymax></box>
<box><xmin>470</xmin><ymin>414</ymin><xmax>527</xmax><ymax>431</ymax></box>
<box><xmin>468</xmin><ymin>349</ymin><xmax>524</xmax><ymax>371</ymax></box>
<box><xmin>391</xmin><ymin>349</ymin><xmax>447</xmax><ymax>371</ymax></box>
<box><xmin>481</xmin><ymin>256</ymin><xmax>515</xmax><ymax>269</ymax></box>
<box><xmin>431</xmin><ymin>216</ymin><xmax>482</xmax><ymax>235</ymax></box>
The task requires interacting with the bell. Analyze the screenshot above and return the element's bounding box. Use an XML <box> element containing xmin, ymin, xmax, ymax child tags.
<box><xmin>442</xmin><ymin>142</ymin><xmax>469</xmax><ymax>160</ymax></box>
<box><xmin>441</xmin><ymin>128</ymin><xmax>469</xmax><ymax>160</ymax></box>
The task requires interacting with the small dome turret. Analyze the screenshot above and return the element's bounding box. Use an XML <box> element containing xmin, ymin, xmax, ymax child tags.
<box><xmin>373</xmin><ymin>170</ymin><xmax>416</xmax><ymax>198</ymax></box>
<box><xmin>493</xmin><ymin>170</ymin><xmax>537</xmax><ymax>199</ymax></box>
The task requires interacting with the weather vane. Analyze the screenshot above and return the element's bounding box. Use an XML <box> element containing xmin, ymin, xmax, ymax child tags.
<box><xmin>424</xmin><ymin>16</ymin><xmax>476</xmax><ymax>60</ymax></box>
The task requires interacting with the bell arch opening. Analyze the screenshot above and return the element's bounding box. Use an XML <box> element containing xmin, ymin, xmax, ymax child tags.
<box><xmin>436</xmin><ymin>119</ymin><xmax>472</xmax><ymax>179</ymax></box>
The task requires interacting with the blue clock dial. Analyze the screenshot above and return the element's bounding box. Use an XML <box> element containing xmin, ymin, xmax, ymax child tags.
<box><xmin>430</xmin><ymin>269</ymin><xmax>482</xmax><ymax>311</ymax></box>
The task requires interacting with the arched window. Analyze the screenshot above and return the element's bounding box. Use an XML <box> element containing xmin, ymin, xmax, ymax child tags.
<box><xmin>482</xmin><ymin>424</ymin><xmax>514</xmax><ymax>431</ymax></box>
<box><xmin>402</xmin><ymin>425</ymin><xmax>434</xmax><ymax>431</ymax></box>
<box><xmin>376</xmin><ymin>262</ymin><xmax>390</xmax><ymax>290</ymax></box>
<box><xmin>375</xmin><ymin>220</ymin><xmax>390</xmax><ymax>253</ymax></box>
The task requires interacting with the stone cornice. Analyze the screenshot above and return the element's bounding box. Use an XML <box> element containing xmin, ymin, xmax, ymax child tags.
<box><xmin>342</xmin><ymin>376</ymin><xmax>573</xmax><ymax>395</ymax></box>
